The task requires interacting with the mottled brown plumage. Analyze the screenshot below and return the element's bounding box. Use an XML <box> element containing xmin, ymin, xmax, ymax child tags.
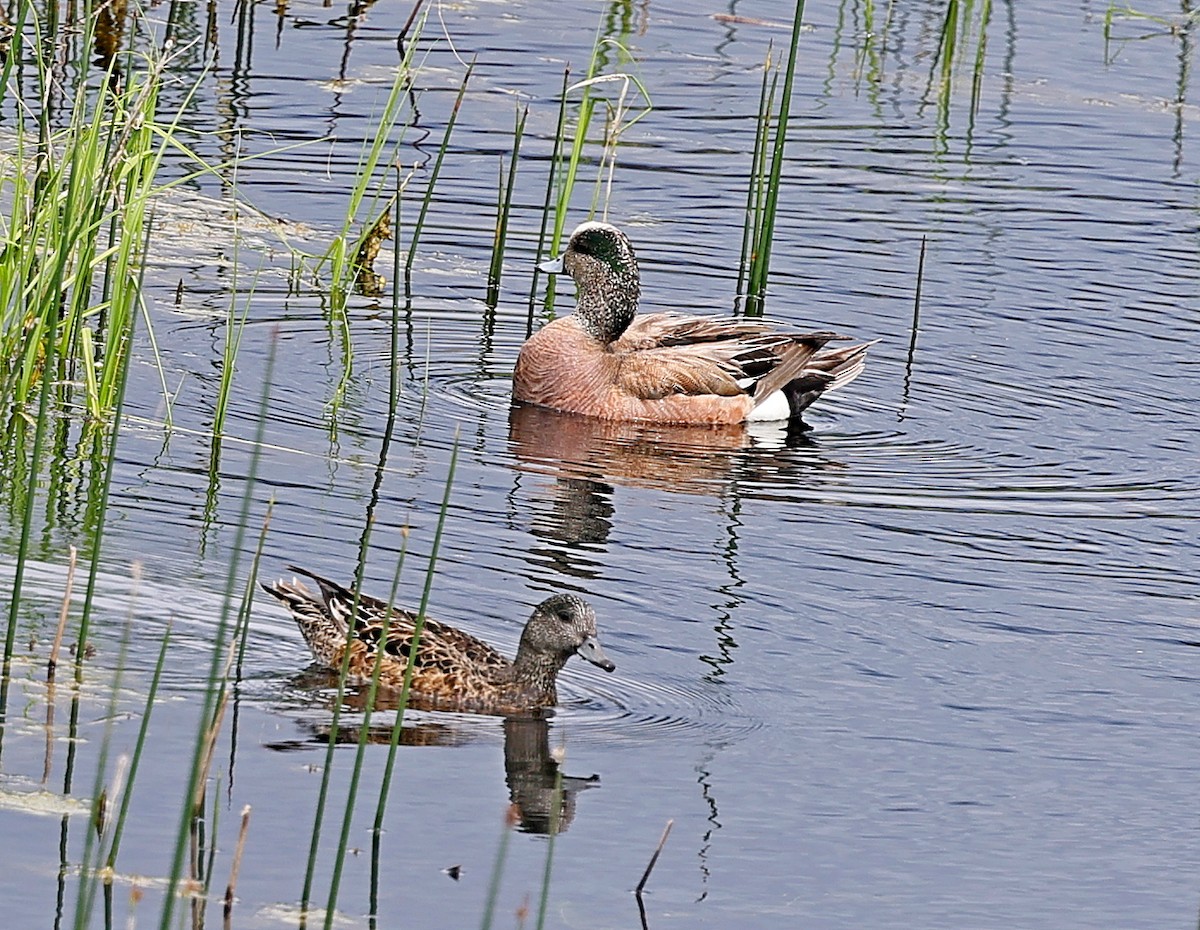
<box><xmin>262</xmin><ymin>568</ymin><xmax>615</xmax><ymax>714</ymax></box>
<box><xmin>514</xmin><ymin>222</ymin><xmax>873</xmax><ymax>424</ymax></box>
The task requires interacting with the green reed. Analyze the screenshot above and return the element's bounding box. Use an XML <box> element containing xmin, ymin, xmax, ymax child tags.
<box><xmin>105</xmin><ymin>622</ymin><xmax>173</xmax><ymax>873</ymax></box>
<box><xmin>320</xmin><ymin>186</ymin><xmax>424</xmax><ymax>927</ymax></box>
<box><xmin>322</xmin><ymin>5</ymin><xmax>427</xmax><ymax>301</ymax></box>
<box><xmin>1102</xmin><ymin>4</ymin><xmax>1200</xmax><ymax>62</ymax></box>
<box><xmin>528</xmin><ymin>68</ymin><xmax>573</xmax><ymax>329</ymax></box>
<box><xmin>296</xmin><ymin>437</ymin><xmax>459</xmax><ymax>925</ymax></box>
<box><xmin>552</xmin><ymin>39</ymin><xmax>650</xmax><ymax>244</ymax></box>
<box><xmin>210</xmin><ymin>171</ymin><xmax>255</xmax><ymax>459</ymax></box>
<box><xmin>366</xmin><ymin>186</ymin><xmax>431</xmax><ymax>873</ymax></box>
<box><xmin>742</xmin><ymin>0</ymin><xmax>808</xmax><ymax>317</ymax></box>
<box><xmin>480</xmin><ymin>805</ymin><xmax>518</xmax><ymax>930</ymax></box>
<box><xmin>0</xmin><ymin>6</ymin><xmax>200</xmax><ymax>423</ymax></box>
<box><xmin>736</xmin><ymin>44</ymin><xmax>781</xmax><ymax>309</ymax></box>
<box><xmin>73</xmin><ymin>577</ymin><xmax>141</xmax><ymax>928</ymax></box>
<box><xmin>538</xmin><ymin>27</ymin><xmax>650</xmax><ymax>318</ymax></box>
<box><xmin>364</xmin><ymin>451</ymin><xmax>459</xmax><ymax>922</ymax></box>
<box><xmin>487</xmin><ymin>105</ymin><xmax>529</xmax><ymax>309</ymax></box>
<box><xmin>71</xmin><ymin>222</ymin><xmax>144</xmax><ymax>692</ymax></box>
<box><xmin>0</xmin><ymin>284</ymin><xmax>56</xmax><ymax>756</ymax></box>
<box><xmin>534</xmin><ymin>763</ymin><xmax>566</xmax><ymax>930</ymax></box>
<box><xmin>901</xmin><ymin>236</ymin><xmax>928</xmax><ymax>418</ymax></box>
<box><xmin>156</xmin><ymin>334</ymin><xmax>278</xmax><ymax>930</ymax></box>
<box><xmin>406</xmin><ymin>59</ymin><xmax>476</xmax><ymax>277</ymax></box>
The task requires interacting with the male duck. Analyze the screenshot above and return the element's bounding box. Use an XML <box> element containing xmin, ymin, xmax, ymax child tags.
<box><xmin>514</xmin><ymin>221</ymin><xmax>872</xmax><ymax>424</ymax></box>
<box><xmin>262</xmin><ymin>567</ymin><xmax>615</xmax><ymax>714</ymax></box>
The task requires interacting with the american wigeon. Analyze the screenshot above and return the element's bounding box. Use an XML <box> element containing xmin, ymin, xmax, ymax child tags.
<box><xmin>514</xmin><ymin>221</ymin><xmax>872</xmax><ymax>424</ymax></box>
<box><xmin>262</xmin><ymin>567</ymin><xmax>615</xmax><ymax>714</ymax></box>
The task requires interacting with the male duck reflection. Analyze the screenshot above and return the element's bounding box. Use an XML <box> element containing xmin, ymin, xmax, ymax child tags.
<box><xmin>263</xmin><ymin>568</ymin><xmax>615</xmax><ymax>715</ymax></box>
<box><xmin>514</xmin><ymin>221</ymin><xmax>872</xmax><ymax>424</ymax></box>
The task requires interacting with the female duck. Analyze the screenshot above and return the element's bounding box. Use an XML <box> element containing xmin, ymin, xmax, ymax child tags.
<box><xmin>263</xmin><ymin>568</ymin><xmax>615</xmax><ymax>714</ymax></box>
<box><xmin>514</xmin><ymin>221</ymin><xmax>871</xmax><ymax>424</ymax></box>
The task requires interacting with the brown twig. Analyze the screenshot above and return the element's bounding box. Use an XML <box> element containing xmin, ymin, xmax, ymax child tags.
<box><xmin>635</xmin><ymin>819</ymin><xmax>673</xmax><ymax>896</ymax></box>
<box><xmin>47</xmin><ymin>545</ymin><xmax>78</xmax><ymax>681</ymax></box>
<box><xmin>43</xmin><ymin>546</ymin><xmax>78</xmax><ymax>782</ymax></box>
<box><xmin>223</xmin><ymin>805</ymin><xmax>252</xmax><ymax>929</ymax></box>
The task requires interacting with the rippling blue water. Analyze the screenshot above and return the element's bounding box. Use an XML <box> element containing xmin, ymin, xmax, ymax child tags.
<box><xmin>2</xmin><ymin>2</ymin><xmax>1198</xmax><ymax>928</ymax></box>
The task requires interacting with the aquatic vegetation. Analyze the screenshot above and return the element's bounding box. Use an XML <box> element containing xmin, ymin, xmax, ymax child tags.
<box><xmin>487</xmin><ymin>103</ymin><xmax>528</xmax><ymax>309</ymax></box>
<box><xmin>538</xmin><ymin>26</ymin><xmax>652</xmax><ymax>318</ymax></box>
<box><xmin>741</xmin><ymin>1</ymin><xmax>808</xmax><ymax>316</ymax></box>
<box><xmin>8</xmin><ymin>3</ymin><xmax>1187</xmax><ymax>930</ymax></box>
<box><xmin>1102</xmin><ymin>3</ymin><xmax>1200</xmax><ymax>63</ymax></box>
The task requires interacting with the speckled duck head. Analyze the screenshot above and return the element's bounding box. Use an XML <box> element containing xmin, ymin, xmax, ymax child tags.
<box><xmin>513</xmin><ymin>593</ymin><xmax>616</xmax><ymax>682</ymax></box>
<box><xmin>540</xmin><ymin>221</ymin><xmax>641</xmax><ymax>344</ymax></box>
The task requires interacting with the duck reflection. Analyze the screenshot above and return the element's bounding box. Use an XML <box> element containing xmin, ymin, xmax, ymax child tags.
<box><xmin>508</xmin><ymin>401</ymin><xmax>828</xmax><ymax>549</ymax></box>
<box><xmin>268</xmin><ymin>677</ymin><xmax>596</xmax><ymax>835</ymax></box>
<box><xmin>502</xmin><ymin>715</ymin><xmax>598</xmax><ymax>835</ymax></box>
<box><xmin>508</xmin><ymin>399</ymin><xmax>833</xmax><ymax>485</ymax></box>
<box><xmin>510</xmin><ymin>401</ymin><xmax>775</xmax><ymax>492</ymax></box>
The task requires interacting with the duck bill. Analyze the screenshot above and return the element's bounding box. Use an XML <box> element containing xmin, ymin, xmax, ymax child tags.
<box><xmin>576</xmin><ymin>636</ymin><xmax>615</xmax><ymax>672</ymax></box>
<box><xmin>538</xmin><ymin>253</ymin><xmax>564</xmax><ymax>274</ymax></box>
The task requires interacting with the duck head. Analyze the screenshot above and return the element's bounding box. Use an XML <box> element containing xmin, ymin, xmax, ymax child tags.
<box><xmin>516</xmin><ymin>593</ymin><xmax>616</xmax><ymax>677</ymax></box>
<box><xmin>540</xmin><ymin>222</ymin><xmax>641</xmax><ymax>344</ymax></box>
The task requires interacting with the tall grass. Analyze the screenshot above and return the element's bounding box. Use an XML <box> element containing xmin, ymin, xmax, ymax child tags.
<box><xmin>486</xmin><ymin>105</ymin><xmax>529</xmax><ymax>309</ymax></box>
<box><xmin>154</xmin><ymin>334</ymin><xmax>279</xmax><ymax>930</ymax></box>
<box><xmin>0</xmin><ymin>6</ymin><xmax>675</xmax><ymax>928</ymax></box>
<box><xmin>741</xmin><ymin>0</ymin><xmax>808</xmax><ymax>316</ymax></box>
<box><xmin>1102</xmin><ymin>3</ymin><xmax>1200</xmax><ymax>63</ymax></box>
<box><xmin>321</xmin><ymin>8</ymin><xmax>429</xmax><ymax>300</ymax></box>
<box><xmin>405</xmin><ymin>58</ymin><xmax>476</xmax><ymax>280</ymax></box>
<box><xmin>551</xmin><ymin>39</ymin><xmax>651</xmax><ymax>245</ymax></box>
<box><xmin>0</xmin><ymin>7</ymin><xmax>204</xmax><ymax>423</ymax></box>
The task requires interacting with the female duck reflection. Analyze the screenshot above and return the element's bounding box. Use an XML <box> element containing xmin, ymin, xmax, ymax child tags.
<box><xmin>273</xmin><ymin>691</ymin><xmax>598</xmax><ymax>836</ymax></box>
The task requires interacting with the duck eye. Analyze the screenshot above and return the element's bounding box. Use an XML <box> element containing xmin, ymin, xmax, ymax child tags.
<box><xmin>555</xmin><ymin>609</ymin><xmax>574</xmax><ymax>624</ymax></box>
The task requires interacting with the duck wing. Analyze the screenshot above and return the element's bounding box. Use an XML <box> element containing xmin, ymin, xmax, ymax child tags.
<box><xmin>615</xmin><ymin>312</ymin><xmax>774</xmax><ymax>350</ymax></box>
<box><xmin>283</xmin><ymin>567</ymin><xmax>510</xmax><ymax>673</ymax></box>
<box><xmin>612</xmin><ymin>312</ymin><xmax>842</xmax><ymax>403</ymax></box>
<box><xmin>373</xmin><ymin>615</ymin><xmax>511</xmax><ymax>677</ymax></box>
<box><xmin>614</xmin><ymin>344</ymin><xmax>746</xmax><ymax>399</ymax></box>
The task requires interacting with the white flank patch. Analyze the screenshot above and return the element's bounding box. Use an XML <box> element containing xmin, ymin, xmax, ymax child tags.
<box><xmin>745</xmin><ymin>390</ymin><xmax>791</xmax><ymax>422</ymax></box>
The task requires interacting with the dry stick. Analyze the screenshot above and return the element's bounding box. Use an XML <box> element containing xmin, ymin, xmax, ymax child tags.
<box><xmin>194</xmin><ymin>688</ymin><xmax>231</xmax><ymax>816</ymax></box>
<box><xmin>223</xmin><ymin>805</ymin><xmax>252</xmax><ymax>930</ymax></box>
<box><xmin>43</xmin><ymin>546</ymin><xmax>78</xmax><ymax>782</ymax></box>
<box><xmin>900</xmin><ymin>235</ymin><xmax>928</xmax><ymax>418</ymax></box>
<box><xmin>47</xmin><ymin>545</ymin><xmax>78</xmax><ymax>681</ymax></box>
<box><xmin>635</xmin><ymin>819</ymin><xmax>674</xmax><ymax>896</ymax></box>
<box><xmin>909</xmin><ymin>235</ymin><xmax>927</xmax><ymax>359</ymax></box>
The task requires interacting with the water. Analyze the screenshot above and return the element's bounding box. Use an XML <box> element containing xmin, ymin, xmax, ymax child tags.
<box><xmin>2</xmin><ymin>1</ymin><xmax>1199</xmax><ymax>927</ymax></box>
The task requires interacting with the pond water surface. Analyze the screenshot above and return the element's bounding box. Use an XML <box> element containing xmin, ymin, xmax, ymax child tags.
<box><xmin>2</xmin><ymin>2</ymin><xmax>1199</xmax><ymax>928</ymax></box>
